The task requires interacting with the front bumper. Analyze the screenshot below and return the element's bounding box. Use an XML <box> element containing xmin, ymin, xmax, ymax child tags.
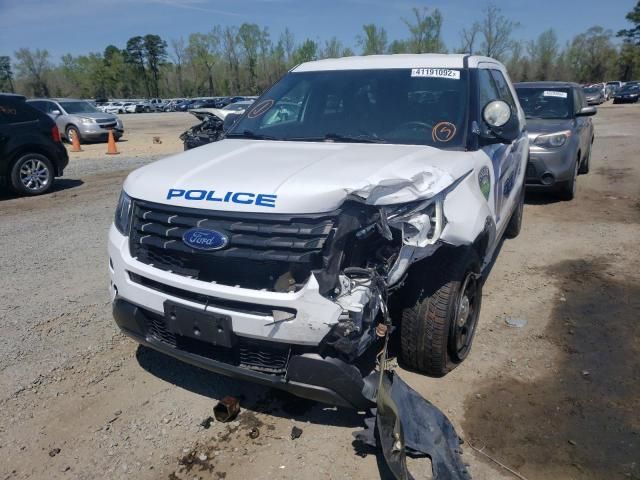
<box><xmin>82</xmin><ymin>127</ymin><xmax>124</xmax><ymax>141</ymax></box>
<box><xmin>525</xmin><ymin>143</ymin><xmax>575</xmax><ymax>188</ymax></box>
<box><xmin>113</xmin><ymin>298</ymin><xmax>370</xmax><ymax>408</ymax></box>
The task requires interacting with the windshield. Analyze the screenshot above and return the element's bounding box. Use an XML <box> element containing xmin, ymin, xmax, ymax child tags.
<box><xmin>516</xmin><ymin>88</ymin><xmax>572</xmax><ymax>119</ymax></box>
<box><xmin>60</xmin><ymin>101</ymin><xmax>98</xmax><ymax>114</ymax></box>
<box><xmin>583</xmin><ymin>87</ymin><xmax>600</xmax><ymax>94</ymax></box>
<box><xmin>620</xmin><ymin>84</ymin><xmax>640</xmax><ymax>93</ymax></box>
<box><xmin>228</xmin><ymin>68</ymin><xmax>469</xmax><ymax>148</ymax></box>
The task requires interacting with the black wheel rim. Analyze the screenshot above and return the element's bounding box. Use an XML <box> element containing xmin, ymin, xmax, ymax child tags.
<box><xmin>450</xmin><ymin>273</ymin><xmax>480</xmax><ymax>361</ymax></box>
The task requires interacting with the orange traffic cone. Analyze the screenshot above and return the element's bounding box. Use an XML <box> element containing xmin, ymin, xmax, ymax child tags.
<box><xmin>106</xmin><ymin>129</ymin><xmax>120</xmax><ymax>155</ymax></box>
<box><xmin>70</xmin><ymin>130</ymin><xmax>82</xmax><ymax>152</ymax></box>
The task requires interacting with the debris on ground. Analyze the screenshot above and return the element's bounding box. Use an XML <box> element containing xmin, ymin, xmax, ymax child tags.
<box><xmin>248</xmin><ymin>427</ymin><xmax>260</xmax><ymax>439</ymax></box>
<box><xmin>290</xmin><ymin>426</ymin><xmax>303</xmax><ymax>440</ymax></box>
<box><xmin>505</xmin><ymin>317</ymin><xmax>528</xmax><ymax>328</ymax></box>
<box><xmin>200</xmin><ymin>416</ymin><xmax>214</xmax><ymax>429</ymax></box>
<box><xmin>213</xmin><ymin>396</ymin><xmax>240</xmax><ymax>423</ymax></box>
<box><xmin>48</xmin><ymin>448</ymin><xmax>61</xmax><ymax>457</ymax></box>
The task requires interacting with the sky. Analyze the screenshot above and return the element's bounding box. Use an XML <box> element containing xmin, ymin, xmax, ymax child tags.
<box><xmin>0</xmin><ymin>0</ymin><xmax>635</xmax><ymax>61</ymax></box>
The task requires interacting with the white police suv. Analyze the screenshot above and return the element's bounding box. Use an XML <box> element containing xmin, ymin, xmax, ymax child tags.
<box><xmin>109</xmin><ymin>54</ymin><xmax>527</xmax><ymax>407</ymax></box>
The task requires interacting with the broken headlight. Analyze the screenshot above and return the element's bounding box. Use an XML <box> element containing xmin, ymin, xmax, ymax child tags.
<box><xmin>379</xmin><ymin>197</ymin><xmax>444</xmax><ymax>247</ymax></box>
<box><xmin>114</xmin><ymin>191</ymin><xmax>133</xmax><ymax>235</ymax></box>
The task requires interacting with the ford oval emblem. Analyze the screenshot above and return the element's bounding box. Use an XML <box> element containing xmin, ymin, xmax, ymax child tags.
<box><xmin>182</xmin><ymin>228</ymin><xmax>229</xmax><ymax>251</ymax></box>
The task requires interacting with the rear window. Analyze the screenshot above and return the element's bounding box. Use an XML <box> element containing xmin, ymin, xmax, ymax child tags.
<box><xmin>0</xmin><ymin>100</ymin><xmax>40</xmax><ymax>124</ymax></box>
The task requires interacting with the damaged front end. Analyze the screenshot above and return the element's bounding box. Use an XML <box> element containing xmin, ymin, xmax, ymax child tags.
<box><xmin>316</xmin><ymin>171</ymin><xmax>460</xmax><ymax>366</ymax></box>
<box><xmin>180</xmin><ymin>111</ymin><xmax>225</xmax><ymax>150</ymax></box>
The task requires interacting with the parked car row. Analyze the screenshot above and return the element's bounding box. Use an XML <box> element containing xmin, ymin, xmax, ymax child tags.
<box><xmin>94</xmin><ymin>96</ymin><xmax>257</xmax><ymax>114</ymax></box>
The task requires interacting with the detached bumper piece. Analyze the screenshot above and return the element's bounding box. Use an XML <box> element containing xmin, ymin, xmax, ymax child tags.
<box><xmin>355</xmin><ymin>371</ymin><xmax>470</xmax><ymax>480</ymax></box>
<box><xmin>112</xmin><ymin>298</ymin><xmax>372</xmax><ymax>409</ymax></box>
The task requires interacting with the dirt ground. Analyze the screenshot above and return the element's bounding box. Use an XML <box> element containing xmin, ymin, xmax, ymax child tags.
<box><xmin>68</xmin><ymin>112</ymin><xmax>199</xmax><ymax>160</ymax></box>
<box><xmin>1</xmin><ymin>104</ymin><xmax>639</xmax><ymax>480</ymax></box>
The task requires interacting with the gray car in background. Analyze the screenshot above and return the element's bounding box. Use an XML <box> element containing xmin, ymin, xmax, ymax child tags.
<box><xmin>582</xmin><ymin>85</ymin><xmax>605</xmax><ymax>105</ymax></box>
<box><xmin>515</xmin><ymin>82</ymin><xmax>596</xmax><ymax>200</ymax></box>
<box><xmin>27</xmin><ymin>98</ymin><xmax>124</xmax><ymax>143</ymax></box>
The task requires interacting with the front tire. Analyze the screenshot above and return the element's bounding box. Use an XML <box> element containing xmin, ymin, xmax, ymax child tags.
<box><xmin>66</xmin><ymin>125</ymin><xmax>81</xmax><ymax>144</ymax></box>
<box><xmin>505</xmin><ymin>183</ymin><xmax>525</xmax><ymax>239</ymax></box>
<box><xmin>579</xmin><ymin>143</ymin><xmax>592</xmax><ymax>174</ymax></box>
<box><xmin>10</xmin><ymin>153</ymin><xmax>54</xmax><ymax>196</ymax></box>
<box><xmin>559</xmin><ymin>156</ymin><xmax>579</xmax><ymax>201</ymax></box>
<box><xmin>400</xmin><ymin>252</ymin><xmax>482</xmax><ymax>377</ymax></box>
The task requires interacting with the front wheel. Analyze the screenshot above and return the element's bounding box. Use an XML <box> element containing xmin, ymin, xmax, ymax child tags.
<box><xmin>66</xmin><ymin>125</ymin><xmax>80</xmax><ymax>144</ymax></box>
<box><xmin>10</xmin><ymin>153</ymin><xmax>54</xmax><ymax>196</ymax></box>
<box><xmin>504</xmin><ymin>183</ymin><xmax>525</xmax><ymax>239</ymax></box>
<box><xmin>400</xmin><ymin>254</ymin><xmax>482</xmax><ymax>377</ymax></box>
<box><xmin>559</xmin><ymin>157</ymin><xmax>579</xmax><ymax>201</ymax></box>
<box><xmin>579</xmin><ymin>144</ymin><xmax>592</xmax><ymax>174</ymax></box>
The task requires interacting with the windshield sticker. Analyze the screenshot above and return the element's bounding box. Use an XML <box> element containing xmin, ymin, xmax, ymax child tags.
<box><xmin>247</xmin><ymin>99</ymin><xmax>274</xmax><ymax>118</ymax></box>
<box><xmin>411</xmin><ymin>68</ymin><xmax>460</xmax><ymax>80</ymax></box>
<box><xmin>543</xmin><ymin>91</ymin><xmax>567</xmax><ymax>99</ymax></box>
<box><xmin>432</xmin><ymin>122</ymin><xmax>457</xmax><ymax>142</ymax></box>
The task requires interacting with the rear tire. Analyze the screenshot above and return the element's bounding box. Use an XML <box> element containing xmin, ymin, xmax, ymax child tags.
<box><xmin>10</xmin><ymin>153</ymin><xmax>54</xmax><ymax>196</ymax></box>
<box><xmin>400</xmin><ymin>251</ymin><xmax>482</xmax><ymax>377</ymax></box>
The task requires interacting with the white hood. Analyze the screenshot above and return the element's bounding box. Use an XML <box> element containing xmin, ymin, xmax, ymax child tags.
<box><xmin>124</xmin><ymin>139</ymin><xmax>475</xmax><ymax>213</ymax></box>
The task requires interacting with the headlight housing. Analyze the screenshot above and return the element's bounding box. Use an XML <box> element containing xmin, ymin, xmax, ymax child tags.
<box><xmin>378</xmin><ymin>197</ymin><xmax>444</xmax><ymax>247</ymax></box>
<box><xmin>533</xmin><ymin>130</ymin><xmax>571</xmax><ymax>148</ymax></box>
<box><xmin>114</xmin><ymin>191</ymin><xmax>133</xmax><ymax>235</ymax></box>
<box><xmin>79</xmin><ymin>117</ymin><xmax>95</xmax><ymax>124</ymax></box>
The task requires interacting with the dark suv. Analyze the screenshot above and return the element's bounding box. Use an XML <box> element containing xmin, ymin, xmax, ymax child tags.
<box><xmin>0</xmin><ymin>93</ymin><xmax>69</xmax><ymax>196</ymax></box>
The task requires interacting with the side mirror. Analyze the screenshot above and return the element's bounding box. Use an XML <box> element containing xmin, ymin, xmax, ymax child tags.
<box><xmin>223</xmin><ymin>112</ymin><xmax>241</xmax><ymax>131</ymax></box>
<box><xmin>576</xmin><ymin>106</ymin><xmax>597</xmax><ymax>117</ymax></box>
<box><xmin>51</xmin><ymin>109</ymin><xmax>61</xmax><ymax>116</ymax></box>
<box><xmin>481</xmin><ymin>100</ymin><xmax>520</xmax><ymax>144</ymax></box>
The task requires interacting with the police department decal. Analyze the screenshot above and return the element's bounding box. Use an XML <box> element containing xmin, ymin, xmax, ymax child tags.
<box><xmin>478</xmin><ymin>167</ymin><xmax>491</xmax><ymax>200</ymax></box>
<box><xmin>411</xmin><ymin>68</ymin><xmax>460</xmax><ymax>80</ymax></box>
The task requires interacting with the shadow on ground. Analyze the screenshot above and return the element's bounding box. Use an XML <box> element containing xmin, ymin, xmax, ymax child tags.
<box><xmin>135</xmin><ymin>345</ymin><xmax>364</xmax><ymax>429</ymax></box>
<box><xmin>463</xmin><ymin>257</ymin><xmax>640</xmax><ymax>480</ymax></box>
<box><xmin>0</xmin><ymin>178</ymin><xmax>84</xmax><ymax>201</ymax></box>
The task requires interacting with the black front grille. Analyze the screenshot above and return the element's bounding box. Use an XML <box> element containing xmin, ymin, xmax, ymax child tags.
<box><xmin>129</xmin><ymin>200</ymin><xmax>337</xmax><ymax>291</ymax></box>
<box><xmin>144</xmin><ymin>308</ymin><xmax>291</xmax><ymax>374</ymax></box>
<box><xmin>95</xmin><ymin>118</ymin><xmax>114</xmax><ymax>124</ymax></box>
<box><xmin>99</xmin><ymin>122</ymin><xmax>117</xmax><ymax>129</ymax></box>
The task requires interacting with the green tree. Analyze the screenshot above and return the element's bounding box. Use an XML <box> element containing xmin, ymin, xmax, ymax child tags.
<box><xmin>528</xmin><ymin>29</ymin><xmax>559</xmax><ymax>80</ymax></box>
<box><xmin>14</xmin><ymin>48</ymin><xmax>51</xmax><ymax>96</ymax></box>
<box><xmin>291</xmin><ymin>39</ymin><xmax>318</xmax><ymax>65</ymax></box>
<box><xmin>125</xmin><ymin>36</ymin><xmax>150</xmax><ymax>97</ymax></box>
<box><xmin>187</xmin><ymin>31</ymin><xmax>220</xmax><ymax>96</ymax></box>
<box><xmin>358</xmin><ymin>24</ymin><xmax>388</xmax><ymax>55</ymax></box>
<box><xmin>238</xmin><ymin>23</ymin><xmax>262</xmax><ymax>93</ymax></box>
<box><xmin>566</xmin><ymin>27</ymin><xmax>617</xmax><ymax>83</ymax></box>
<box><xmin>143</xmin><ymin>34</ymin><xmax>168</xmax><ymax>97</ymax></box>
<box><xmin>0</xmin><ymin>56</ymin><xmax>15</xmax><ymax>92</ymax></box>
<box><xmin>403</xmin><ymin>7</ymin><xmax>446</xmax><ymax>53</ymax></box>
<box><xmin>618</xmin><ymin>0</ymin><xmax>640</xmax><ymax>45</ymax></box>
<box><xmin>478</xmin><ymin>4</ymin><xmax>519</xmax><ymax>61</ymax></box>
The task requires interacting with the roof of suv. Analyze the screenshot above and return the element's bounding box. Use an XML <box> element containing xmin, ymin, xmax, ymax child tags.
<box><xmin>515</xmin><ymin>81</ymin><xmax>580</xmax><ymax>89</ymax></box>
<box><xmin>293</xmin><ymin>54</ymin><xmax>502</xmax><ymax>72</ymax></box>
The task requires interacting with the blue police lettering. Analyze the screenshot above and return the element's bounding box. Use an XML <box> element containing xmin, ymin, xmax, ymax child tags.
<box><xmin>166</xmin><ymin>189</ymin><xmax>277</xmax><ymax>208</ymax></box>
<box><xmin>167</xmin><ymin>188</ymin><xmax>185</xmax><ymax>199</ymax></box>
<box><xmin>256</xmin><ymin>194</ymin><xmax>277</xmax><ymax>208</ymax></box>
<box><xmin>231</xmin><ymin>192</ymin><xmax>255</xmax><ymax>204</ymax></box>
<box><xmin>185</xmin><ymin>190</ymin><xmax>207</xmax><ymax>200</ymax></box>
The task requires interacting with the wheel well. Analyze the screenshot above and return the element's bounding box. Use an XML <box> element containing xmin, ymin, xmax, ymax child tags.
<box><xmin>6</xmin><ymin>148</ymin><xmax>57</xmax><ymax>178</ymax></box>
<box><xmin>65</xmin><ymin>124</ymin><xmax>79</xmax><ymax>137</ymax></box>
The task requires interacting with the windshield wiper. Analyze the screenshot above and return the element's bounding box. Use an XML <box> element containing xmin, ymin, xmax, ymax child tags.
<box><xmin>226</xmin><ymin>130</ymin><xmax>279</xmax><ymax>140</ymax></box>
<box><xmin>291</xmin><ymin>133</ymin><xmax>387</xmax><ymax>144</ymax></box>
